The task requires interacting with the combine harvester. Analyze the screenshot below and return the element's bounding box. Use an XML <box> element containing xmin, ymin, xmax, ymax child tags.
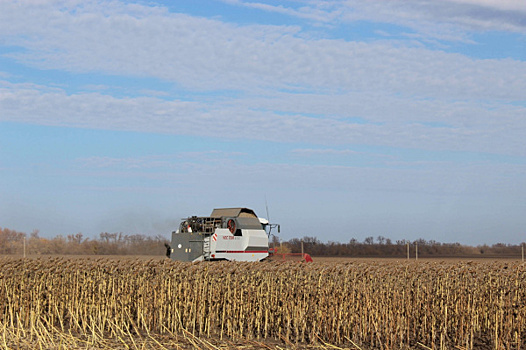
<box><xmin>170</xmin><ymin>207</ymin><xmax>312</xmax><ymax>262</ymax></box>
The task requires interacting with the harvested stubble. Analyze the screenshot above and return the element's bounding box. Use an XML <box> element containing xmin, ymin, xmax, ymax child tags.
<box><xmin>0</xmin><ymin>257</ymin><xmax>525</xmax><ymax>350</ymax></box>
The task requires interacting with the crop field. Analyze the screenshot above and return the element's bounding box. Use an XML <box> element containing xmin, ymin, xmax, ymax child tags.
<box><xmin>0</xmin><ymin>257</ymin><xmax>525</xmax><ymax>349</ymax></box>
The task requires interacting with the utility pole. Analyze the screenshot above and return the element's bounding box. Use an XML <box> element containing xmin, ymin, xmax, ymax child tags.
<box><xmin>407</xmin><ymin>242</ymin><xmax>409</xmax><ymax>260</ymax></box>
<box><xmin>415</xmin><ymin>242</ymin><xmax>418</xmax><ymax>261</ymax></box>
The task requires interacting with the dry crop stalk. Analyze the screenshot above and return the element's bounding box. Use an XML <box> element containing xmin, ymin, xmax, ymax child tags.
<box><xmin>0</xmin><ymin>257</ymin><xmax>525</xmax><ymax>349</ymax></box>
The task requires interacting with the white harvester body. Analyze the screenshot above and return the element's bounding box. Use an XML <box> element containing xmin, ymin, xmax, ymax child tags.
<box><xmin>170</xmin><ymin>208</ymin><xmax>270</xmax><ymax>262</ymax></box>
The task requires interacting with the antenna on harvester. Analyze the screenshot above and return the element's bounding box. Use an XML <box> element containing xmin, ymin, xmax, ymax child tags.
<box><xmin>265</xmin><ymin>196</ymin><xmax>270</xmax><ymax>223</ymax></box>
<box><xmin>264</xmin><ymin>196</ymin><xmax>280</xmax><ymax>236</ymax></box>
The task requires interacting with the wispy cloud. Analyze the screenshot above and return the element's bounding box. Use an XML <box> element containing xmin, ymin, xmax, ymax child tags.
<box><xmin>77</xmin><ymin>156</ymin><xmax>173</xmax><ymax>169</ymax></box>
<box><xmin>1</xmin><ymin>80</ymin><xmax>526</xmax><ymax>156</ymax></box>
<box><xmin>76</xmin><ymin>151</ymin><xmax>248</xmax><ymax>170</ymax></box>
<box><xmin>446</xmin><ymin>0</ymin><xmax>526</xmax><ymax>13</ymax></box>
<box><xmin>221</xmin><ymin>0</ymin><xmax>343</xmax><ymax>22</ymax></box>
<box><xmin>1</xmin><ymin>1</ymin><xmax>525</xmax><ymax>96</ymax></box>
<box><xmin>81</xmin><ymin>84</ymin><xmax>110</xmax><ymax>91</ymax></box>
<box><xmin>225</xmin><ymin>0</ymin><xmax>526</xmax><ymax>39</ymax></box>
<box><xmin>291</xmin><ymin>148</ymin><xmax>360</xmax><ymax>156</ymax></box>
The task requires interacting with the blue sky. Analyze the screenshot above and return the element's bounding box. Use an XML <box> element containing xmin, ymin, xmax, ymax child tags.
<box><xmin>1</xmin><ymin>0</ymin><xmax>526</xmax><ymax>245</ymax></box>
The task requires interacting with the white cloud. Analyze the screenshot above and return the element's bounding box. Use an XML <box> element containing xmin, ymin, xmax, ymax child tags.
<box><xmin>446</xmin><ymin>0</ymin><xmax>526</xmax><ymax>13</ymax></box>
<box><xmin>291</xmin><ymin>148</ymin><xmax>363</xmax><ymax>157</ymax></box>
<box><xmin>1</xmin><ymin>1</ymin><xmax>526</xmax><ymax>98</ymax></box>
<box><xmin>138</xmin><ymin>89</ymin><xmax>170</xmax><ymax>97</ymax></box>
<box><xmin>78</xmin><ymin>155</ymin><xmax>172</xmax><ymax>169</ymax></box>
<box><xmin>1</xmin><ymin>1</ymin><xmax>525</xmax><ymax>156</ymax></box>
<box><xmin>221</xmin><ymin>0</ymin><xmax>343</xmax><ymax>22</ymax></box>
<box><xmin>81</xmin><ymin>84</ymin><xmax>110</xmax><ymax>91</ymax></box>
<box><xmin>76</xmin><ymin>151</ymin><xmax>247</xmax><ymax>170</ymax></box>
<box><xmin>1</xmin><ymin>80</ymin><xmax>526</xmax><ymax>156</ymax></box>
<box><xmin>225</xmin><ymin>0</ymin><xmax>526</xmax><ymax>40</ymax></box>
<box><xmin>1</xmin><ymin>1</ymin><xmax>524</xmax><ymax>130</ymax></box>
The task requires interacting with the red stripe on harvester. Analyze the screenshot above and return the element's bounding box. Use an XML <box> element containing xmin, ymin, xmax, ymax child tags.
<box><xmin>215</xmin><ymin>250</ymin><xmax>268</xmax><ymax>254</ymax></box>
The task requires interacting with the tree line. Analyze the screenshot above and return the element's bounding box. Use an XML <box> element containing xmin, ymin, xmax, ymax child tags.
<box><xmin>0</xmin><ymin>227</ymin><xmax>168</xmax><ymax>256</ymax></box>
<box><xmin>285</xmin><ymin>236</ymin><xmax>526</xmax><ymax>258</ymax></box>
<box><xmin>1</xmin><ymin>227</ymin><xmax>524</xmax><ymax>258</ymax></box>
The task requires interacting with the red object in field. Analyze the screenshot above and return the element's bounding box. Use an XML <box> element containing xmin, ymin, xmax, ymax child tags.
<box><xmin>267</xmin><ymin>249</ymin><xmax>313</xmax><ymax>262</ymax></box>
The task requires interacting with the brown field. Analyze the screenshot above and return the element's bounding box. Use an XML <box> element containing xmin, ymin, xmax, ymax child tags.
<box><xmin>1</xmin><ymin>256</ymin><xmax>525</xmax><ymax>349</ymax></box>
